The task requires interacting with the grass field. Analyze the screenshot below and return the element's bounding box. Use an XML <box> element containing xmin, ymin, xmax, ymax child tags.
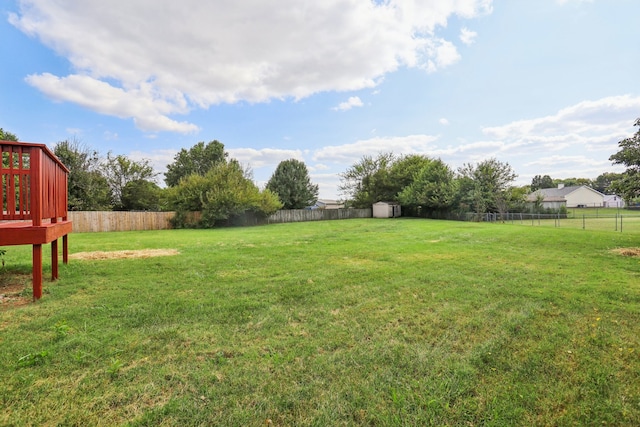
<box><xmin>1</xmin><ymin>219</ymin><xmax>639</xmax><ymax>426</ymax></box>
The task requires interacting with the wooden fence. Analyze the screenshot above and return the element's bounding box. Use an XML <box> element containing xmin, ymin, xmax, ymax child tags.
<box><xmin>68</xmin><ymin>208</ymin><xmax>372</xmax><ymax>232</ymax></box>
<box><xmin>266</xmin><ymin>208</ymin><xmax>371</xmax><ymax>224</ymax></box>
<box><xmin>68</xmin><ymin>211</ymin><xmax>174</xmax><ymax>233</ymax></box>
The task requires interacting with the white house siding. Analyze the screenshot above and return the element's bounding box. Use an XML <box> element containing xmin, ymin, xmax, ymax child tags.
<box><xmin>565</xmin><ymin>187</ymin><xmax>604</xmax><ymax>207</ymax></box>
<box><xmin>604</xmin><ymin>195</ymin><xmax>625</xmax><ymax>208</ymax></box>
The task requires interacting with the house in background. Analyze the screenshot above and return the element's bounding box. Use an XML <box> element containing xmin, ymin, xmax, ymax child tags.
<box><xmin>603</xmin><ymin>195</ymin><xmax>625</xmax><ymax>208</ymax></box>
<box><xmin>311</xmin><ymin>199</ymin><xmax>344</xmax><ymax>210</ymax></box>
<box><xmin>526</xmin><ymin>184</ymin><xmax>605</xmax><ymax>209</ymax></box>
<box><xmin>373</xmin><ymin>201</ymin><xmax>401</xmax><ymax>218</ymax></box>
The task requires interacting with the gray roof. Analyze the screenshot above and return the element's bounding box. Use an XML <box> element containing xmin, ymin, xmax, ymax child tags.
<box><xmin>526</xmin><ymin>186</ymin><xmax>602</xmax><ymax>202</ymax></box>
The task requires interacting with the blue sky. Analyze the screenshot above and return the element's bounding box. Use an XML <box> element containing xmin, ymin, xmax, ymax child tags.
<box><xmin>1</xmin><ymin>0</ymin><xmax>639</xmax><ymax>199</ymax></box>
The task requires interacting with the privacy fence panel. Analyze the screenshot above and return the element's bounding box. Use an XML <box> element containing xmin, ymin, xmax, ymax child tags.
<box><xmin>68</xmin><ymin>211</ymin><xmax>175</xmax><ymax>233</ymax></box>
<box><xmin>68</xmin><ymin>208</ymin><xmax>372</xmax><ymax>232</ymax></box>
<box><xmin>266</xmin><ymin>208</ymin><xmax>372</xmax><ymax>224</ymax></box>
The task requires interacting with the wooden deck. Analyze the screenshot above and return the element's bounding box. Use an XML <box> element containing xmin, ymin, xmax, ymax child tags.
<box><xmin>1</xmin><ymin>140</ymin><xmax>71</xmax><ymax>300</ymax></box>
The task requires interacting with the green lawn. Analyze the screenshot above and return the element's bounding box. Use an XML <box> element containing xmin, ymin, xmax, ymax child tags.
<box><xmin>1</xmin><ymin>219</ymin><xmax>639</xmax><ymax>426</ymax></box>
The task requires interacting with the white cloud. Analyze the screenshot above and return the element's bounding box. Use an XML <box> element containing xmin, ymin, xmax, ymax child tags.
<box><xmin>556</xmin><ymin>0</ymin><xmax>593</xmax><ymax>4</ymax></box>
<box><xmin>460</xmin><ymin>27</ymin><xmax>478</xmax><ymax>45</ymax></box>
<box><xmin>10</xmin><ymin>0</ymin><xmax>491</xmax><ymax>132</ymax></box>
<box><xmin>313</xmin><ymin>134</ymin><xmax>439</xmax><ymax>163</ymax></box>
<box><xmin>308</xmin><ymin>94</ymin><xmax>639</xmax><ymax>192</ymax></box>
<box><xmin>309</xmin><ymin>163</ymin><xmax>331</xmax><ymax>172</ymax></box>
<box><xmin>26</xmin><ymin>73</ymin><xmax>199</xmax><ymax>133</ymax></box>
<box><xmin>128</xmin><ymin>149</ymin><xmax>178</xmax><ymax>184</ymax></box>
<box><xmin>439</xmin><ymin>118</ymin><xmax>450</xmax><ymax>126</ymax></box>
<box><xmin>419</xmin><ymin>38</ymin><xmax>462</xmax><ymax>73</ymax></box>
<box><xmin>333</xmin><ymin>96</ymin><xmax>364</xmax><ymax>112</ymax></box>
<box><xmin>103</xmin><ymin>131</ymin><xmax>119</xmax><ymax>140</ymax></box>
<box><xmin>227</xmin><ymin>147</ymin><xmax>304</xmax><ymax>169</ymax></box>
<box><xmin>477</xmin><ymin>95</ymin><xmax>640</xmax><ymax>183</ymax></box>
<box><xmin>482</xmin><ymin>95</ymin><xmax>640</xmax><ymax>153</ymax></box>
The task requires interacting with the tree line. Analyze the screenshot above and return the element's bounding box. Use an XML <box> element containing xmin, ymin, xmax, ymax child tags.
<box><xmin>2</xmin><ymin>118</ymin><xmax>639</xmax><ymax>226</ymax></box>
<box><xmin>339</xmin><ymin>119</ymin><xmax>640</xmax><ymax>215</ymax></box>
<box><xmin>54</xmin><ymin>139</ymin><xmax>320</xmax><ymax>227</ymax></box>
<box><xmin>1</xmin><ymin>130</ymin><xmax>319</xmax><ymax>227</ymax></box>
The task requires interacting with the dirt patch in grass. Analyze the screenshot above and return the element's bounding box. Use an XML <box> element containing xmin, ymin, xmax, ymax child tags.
<box><xmin>69</xmin><ymin>249</ymin><xmax>180</xmax><ymax>261</ymax></box>
<box><xmin>612</xmin><ymin>247</ymin><xmax>640</xmax><ymax>257</ymax></box>
<box><xmin>0</xmin><ymin>273</ymin><xmax>31</xmax><ymax>309</ymax></box>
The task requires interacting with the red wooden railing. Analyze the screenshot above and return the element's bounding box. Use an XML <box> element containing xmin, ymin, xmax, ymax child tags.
<box><xmin>1</xmin><ymin>140</ymin><xmax>72</xmax><ymax>300</ymax></box>
<box><xmin>1</xmin><ymin>141</ymin><xmax>69</xmax><ymax>223</ymax></box>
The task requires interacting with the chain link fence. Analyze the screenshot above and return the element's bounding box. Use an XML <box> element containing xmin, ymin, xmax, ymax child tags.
<box><xmin>478</xmin><ymin>211</ymin><xmax>640</xmax><ymax>233</ymax></box>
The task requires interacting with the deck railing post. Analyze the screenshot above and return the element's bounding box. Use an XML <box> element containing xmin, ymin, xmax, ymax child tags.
<box><xmin>30</xmin><ymin>148</ymin><xmax>43</xmax><ymax>226</ymax></box>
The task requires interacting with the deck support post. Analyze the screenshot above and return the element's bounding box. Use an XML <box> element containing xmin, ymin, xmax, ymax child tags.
<box><xmin>51</xmin><ymin>239</ymin><xmax>59</xmax><ymax>280</ymax></box>
<box><xmin>32</xmin><ymin>244</ymin><xmax>43</xmax><ymax>301</ymax></box>
<box><xmin>63</xmin><ymin>234</ymin><xmax>69</xmax><ymax>264</ymax></box>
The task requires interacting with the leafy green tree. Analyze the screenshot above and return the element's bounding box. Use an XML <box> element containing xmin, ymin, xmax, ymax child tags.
<box><xmin>388</xmin><ymin>154</ymin><xmax>433</xmax><ymax>191</ymax></box>
<box><xmin>530</xmin><ymin>174</ymin><xmax>554</xmax><ymax>191</ymax></box>
<box><xmin>121</xmin><ymin>180</ymin><xmax>164</xmax><ymax>211</ymax></box>
<box><xmin>0</xmin><ymin>128</ymin><xmax>18</xmax><ymax>141</ymax></box>
<box><xmin>165</xmin><ymin>140</ymin><xmax>227</xmax><ymax>187</ymax></box>
<box><xmin>593</xmin><ymin>172</ymin><xmax>623</xmax><ymax>194</ymax></box>
<box><xmin>552</xmin><ymin>177</ymin><xmax>593</xmax><ymax>188</ymax></box>
<box><xmin>54</xmin><ymin>139</ymin><xmax>112</xmax><ymax>210</ymax></box>
<box><xmin>456</xmin><ymin>158</ymin><xmax>517</xmax><ymax>214</ymax></box>
<box><xmin>609</xmin><ymin>118</ymin><xmax>640</xmax><ymax>203</ymax></box>
<box><xmin>266</xmin><ymin>159</ymin><xmax>318</xmax><ymax>209</ymax></box>
<box><xmin>398</xmin><ymin>158</ymin><xmax>456</xmax><ymax>212</ymax></box>
<box><xmin>102</xmin><ymin>153</ymin><xmax>156</xmax><ymax>210</ymax></box>
<box><xmin>339</xmin><ymin>152</ymin><xmax>396</xmax><ymax>208</ymax></box>
<box><xmin>168</xmin><ymin>160</ymin><xmax>281</xmax><ymax>227</ymax></box>
<box><xmin>506</xmin><ymin>186</ymin><xmax>530</xmax><ymax>212</ymax></box>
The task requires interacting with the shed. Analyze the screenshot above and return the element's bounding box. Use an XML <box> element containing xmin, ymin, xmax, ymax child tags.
<box><xmin>372</xmin><ymin>202</ymin><xmax>401</xmax><ymax>218</ymax></box>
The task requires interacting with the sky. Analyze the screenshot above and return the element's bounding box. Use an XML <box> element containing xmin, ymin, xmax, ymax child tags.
<box><xmin>1</xmin><ymin>0</ymin><xmax>639</xmax><ymax>199</ymax></box>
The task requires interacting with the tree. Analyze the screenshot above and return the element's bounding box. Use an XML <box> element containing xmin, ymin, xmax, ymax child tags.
<box><xmin>398</xmin><ymin>158</ymin><xmax>456</xmax><ymax>213</ymax></box>
<box><xmin>552</xmin><ymin>177</ymin><xmax>593</xmax><ymax>188</ymax></box>
<box><xmin>609</xmin><ymin>118</ymin><xmax>640</xmax><ymax>204</ymax></box>
<box><xmin>266</xmin><ymin>159</ymin><xmax>318</xmax><ymax>209</ymax></box>
<box><xmin>456</xmin><ymin>158</ymin><xmax>517</xmax><ymax>214</ymax></box>
<box><xmin>339</xmin><ymin>152</ymin><xmax>396</xmax><ymax>208</ymax></box>
<box><xmin>54</xmin><ymin>139</ymin><xmax>112</xmax><ymax>210</ymax></box>
<box><xmin>102</xmin><ymin>153</ymin><xmax>156</xmax><ymax>210</ymax></box>
<box><xmin>0</xmin><ymin>128</ymin><xmax>18</xmax><ymax>141</ymax></box>
<box><xmin>165</xmin><ymin>140</ymin><xmax>227</xmax><ymax>187</ymax></box>
<box><xmin>506</xmin><ymin>186</ymin><xmax>530</xmax><ymax>212</ymax></box>
<box><xmin>593</xmin><ymin>172</ymin><xmax>623</xmax><ymax>194</ymax></box>
<box><xmin>168</xmin><ymin>160</ymin><xmax>281</xmax><ymax>227</ymax></box>
<box><xmin>121</xmin><ymin>180</ymin><xmax>164</xmax><ymax>211</ymax></box>
<box><xmin>530</xmin><ymin>174</ymin><xmax>553</xmax><ymax>191</ymax></box>
<box><xmin>388</xmin><ymin>154</ymin><xmax>434</xmax><ymax>194</ymax></box>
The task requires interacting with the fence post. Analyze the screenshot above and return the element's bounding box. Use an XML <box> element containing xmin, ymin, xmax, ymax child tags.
<box><xmin>621</xmin><ymin>215</ymin><xmax>623</xmax><ymax>233</ymax></box>
<box><xmin>583</xmin><ymin>214</ymin><xmax>585</xmax><ymax>230</ymax></box>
